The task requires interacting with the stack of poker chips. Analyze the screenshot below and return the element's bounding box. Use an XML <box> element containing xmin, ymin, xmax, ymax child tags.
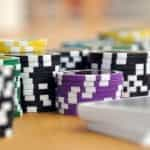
<box><xmin>56</xmin><ymin>70</ymin><xmax>124</xmax><ymax>115</ymax></box>
<box><xmin>63</xmin><ymin>39</ymin><xmax>113</xmax><ymax>49</ymax></box>
<box><xmin>62</xmin><ymin>39</ymin><xmax>114</xmax><ymax>50</ymax></box>
<box><xmin>99</xmin><ymin>29</ymin><xmax>150</xmax><ymax>44</ymax></box>
<box><xmin>54</xmin><ymin>49</ymin><xmax>90</xmax><ymax>71</ymax></box>
<box><xmin>20</xmin><ymin>54</ymin><xmax>57</xmax><ymax>113</ymax></box>
<box><xmin>19</xmin><ymin>49</ymin><xmax>90</xmax><ymax>113</ymax></box>
<box><xmin>0</xmin><ymin>56</ymin><xmax>22</xmax><ymax>117</ymax></box>
<box><xmin>63</xmin><ymin>29</ymin><xmax>150</xmax><ymax>51</ymax></box>
<box><xmin>62</xmin><ymin>39</ymin><xmax>148</xmax><ymax>51</ymax></box>
<box><xmin>0</xmin><ymin>39</ymin><xmax>47</xmax><ymax>114</ymax></box>
<box><xmin>0</xmin><ymin>39</ymin><xmax>51</xmax><ymax>113</ymax></box>
<box><xmin>0</xmin><ymin>66</ymin><xmax>14</xmax><ymax>138</ymax></box>
<box><xmin>89</xmin><ymin>51</ymin><xmax>150</xmax><ymax>97</ymax></box>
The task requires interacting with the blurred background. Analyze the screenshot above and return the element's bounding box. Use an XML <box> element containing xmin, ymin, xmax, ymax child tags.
<box><xmin>0</xmin><ymin>0</ymin><xmax>150</xmax><ymax>48</ymax></box>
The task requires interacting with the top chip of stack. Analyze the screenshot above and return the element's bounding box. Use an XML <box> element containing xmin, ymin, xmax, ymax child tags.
<box><xmin>0</xmin><ymin>39</ymin><xmax>47</xmax><ymax>55</ymax></box>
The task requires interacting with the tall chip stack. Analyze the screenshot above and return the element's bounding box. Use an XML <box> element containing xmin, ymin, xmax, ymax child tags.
<box><xmin>0</xmin><ymin>56</ymin><xmax>22</xmax><ymax>117</ymax></box>
<box><xmin>62</xmin><ymin>29</ymin><xmax>150</xmax><ymax>51</ymax></box>
<box><xmin>0</xmin><ymin>66</ymin><xmax>14</xmax><ymax>138</ymax></box>
<box><xmin>20</xmin><ymin>54</ymin><xmax>57</xmax><ymax>112</ymax></box>
<box><xmin>0</xmin><ymin>39</ymin><xmax>54</xmax><ymax>113</ymax></box>
<box><xmin>88</xmin><ymin>51</ymin><xmax>150</xmax><ymax>98</ymax></box>
<box><xmin>55</xmin><ymin>49</ymin><xmax>90</xmax><ymax>71</ymax></box>
<box><xmin>56</xmin><ymin>70</ymin><xmax>124</xmax><ymax>115</ymax></box>
<box><xmin>62</xmin><ymin>39</ymin><xmax>114</xmax><ymax>50</ymax></box>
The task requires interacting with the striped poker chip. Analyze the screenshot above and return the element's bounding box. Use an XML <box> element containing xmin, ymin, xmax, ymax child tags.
<box><xmin>56</xmin><ymin>69</ymin><xmax>124</xmax><ymax>115</ymax></box>
<box><xmin>89</xmin><ymin>51</ymin><xmax>150</xmax><ymax>97</ymax></box>
<box><xmin>57</xmin><ymin>70</ymin><xmax>123</xmax><ymax>82</ymax></box>
<box><xmin>0</xmin><ymin>39</ymin><xmax>47</xmax><ymax>54</ymax></box>
<box><xmin>0</xmin><ymin>66</ymin><xmax>14</xmax><ymax>138</ymax></box>
<box><xmin>56</xmin><ymin>49</ymin><xmax>90</xmax><ymax>71</ymax></box>
<box><xmin>20</xmin><ymin>55</ymin><xmax>57</xmax><ymax>113</ymax></box>
<box><xmin>0</xmin><ymin>56</ymin><xmax>22</xmax><ymax>117</ymax></box>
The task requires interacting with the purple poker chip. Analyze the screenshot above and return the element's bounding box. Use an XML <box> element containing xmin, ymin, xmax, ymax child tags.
<box><xmin>56</xmin><ymin>93</ymin><xmax>119</xmax><ymax>115</ymax></box>
<box><xmin>56</xmin><ymin>69</ymin><xmax>124</xmax><ymax>115</ymax></box>
<box><xmin>57</xmin><ymin>79</ymin><xmax>123</xmax><ymax>88</ymax></box>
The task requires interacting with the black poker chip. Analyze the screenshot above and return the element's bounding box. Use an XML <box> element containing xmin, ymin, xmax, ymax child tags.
<box><xmin>88</xmin><ymin>51</ymin><xmax>150</xmax><ymax>97</ymax></box>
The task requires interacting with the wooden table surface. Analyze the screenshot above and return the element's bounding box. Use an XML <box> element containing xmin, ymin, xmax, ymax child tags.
<box><xmin>0</xmin><ymin>113</ymin><xmax>148</xmax><ymax>150</ymax></box>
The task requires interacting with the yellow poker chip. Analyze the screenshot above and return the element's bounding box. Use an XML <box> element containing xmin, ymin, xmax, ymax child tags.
<box><xmin>0</xmin><ymin>39</ymin><xmax>47</xmax><ymax>54</ymax></box>
<box><xmin>100</xmin><ymin>29</ymin><xmax>150</xmax><ymax>44</ymax></box>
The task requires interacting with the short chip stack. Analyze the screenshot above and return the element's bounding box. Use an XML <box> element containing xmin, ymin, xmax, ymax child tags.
<box><xmin>0</xmin><ymin>56</ymin><xmax>22</xmax><ymax>117</ymax></box>
<box><xmin>0</xmin><ymin>66</ymin><xmax>14</xmax><ymax>138</ymax></box>
<box><xmin>89</xmin><ymin>51</ymin><xmax>150</xmax><ymax>97</ymax></box>
<box><xmin>56</xmin><ymin>70</ymin><xmax>124</xmax><ymax>115</ymax></box>
<box><xmin>62</xmin><ymin>39</ymin><xmax>114</xmax><ymax>50</ymax></box>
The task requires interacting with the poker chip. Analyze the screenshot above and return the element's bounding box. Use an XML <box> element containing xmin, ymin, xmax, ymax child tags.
<box><xmin>0</xmin><ymin>56</ymin><xmax>22</xmax><ymax>117</ymax></box>
<box><xmin>99</xmin><ymin>29</ymin><xmax>150</xmax><ymax>44</ymax></box>
<box><xmin>63</xmin><ymin>41</ymin><xmax>90</xmax><ymax>49</ymax></box>
<box><xmin>56</xmin><ymin>49</ymin><xmax>90</xmax><ymax>71</ymax></box>
<box><xmin>62</xmin><ymin>39</ymin><xmax>148</xmax><ymax>51</ymax></box>
<box><xmin>56</xmin><ymin>69</ymin><xmax>124</xmax><ymax>115</ymax></box>
<box><xmin>62</xmin><ymin>39</ymin><xmax>114</xmax><ymax>50</ymax></box>
<box><xmin>89</xmin><ymin>51</ymin><xmax>150</xmax><ymax>98</ymax></box>
<box><xmin>0</xmin><ymin>39</ymin><xmax>47</xmax><ymax>54</ymax></box>
<box><xmin>0</xmin><ymin>66</ymin><xmax>14</xmax><ymax>138</ymax></box>
<box><xmin>19</xmin><ymin>54</ymin><xmax>57</xmax><ymax>113</ymax></box>
<box><xmin>10</xmin><ymin>49</ymin><xmax>89</xmax><ymax>113</ymax></box>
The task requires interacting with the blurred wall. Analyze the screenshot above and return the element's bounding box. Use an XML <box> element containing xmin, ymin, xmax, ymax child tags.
<box><xmin>0</xmin><ymin>0</ymin><xmax>150</xmax><ymax>32</ymax></box>
<box><xmin>0</xmin><ymin>0</ymin><xmax>26</xmax><ymax>31</ymax></box>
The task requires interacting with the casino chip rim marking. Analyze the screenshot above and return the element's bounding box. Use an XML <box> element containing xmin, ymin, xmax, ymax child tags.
<box><xmin>19</xmin><ymin>54</ymin><xmax>58</xmax><ymax>113</ymax></box>
<box><xmin>57</xmin><ymin>69</ymin><xmax>123</xmax><ymax>78</ymax></box>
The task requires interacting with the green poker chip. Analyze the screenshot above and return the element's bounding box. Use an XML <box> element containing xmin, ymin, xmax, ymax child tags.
<box><xmin>0</xmin><ymin>56</ymin><xmax>22</xmax><ymax>117</ymax></box>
